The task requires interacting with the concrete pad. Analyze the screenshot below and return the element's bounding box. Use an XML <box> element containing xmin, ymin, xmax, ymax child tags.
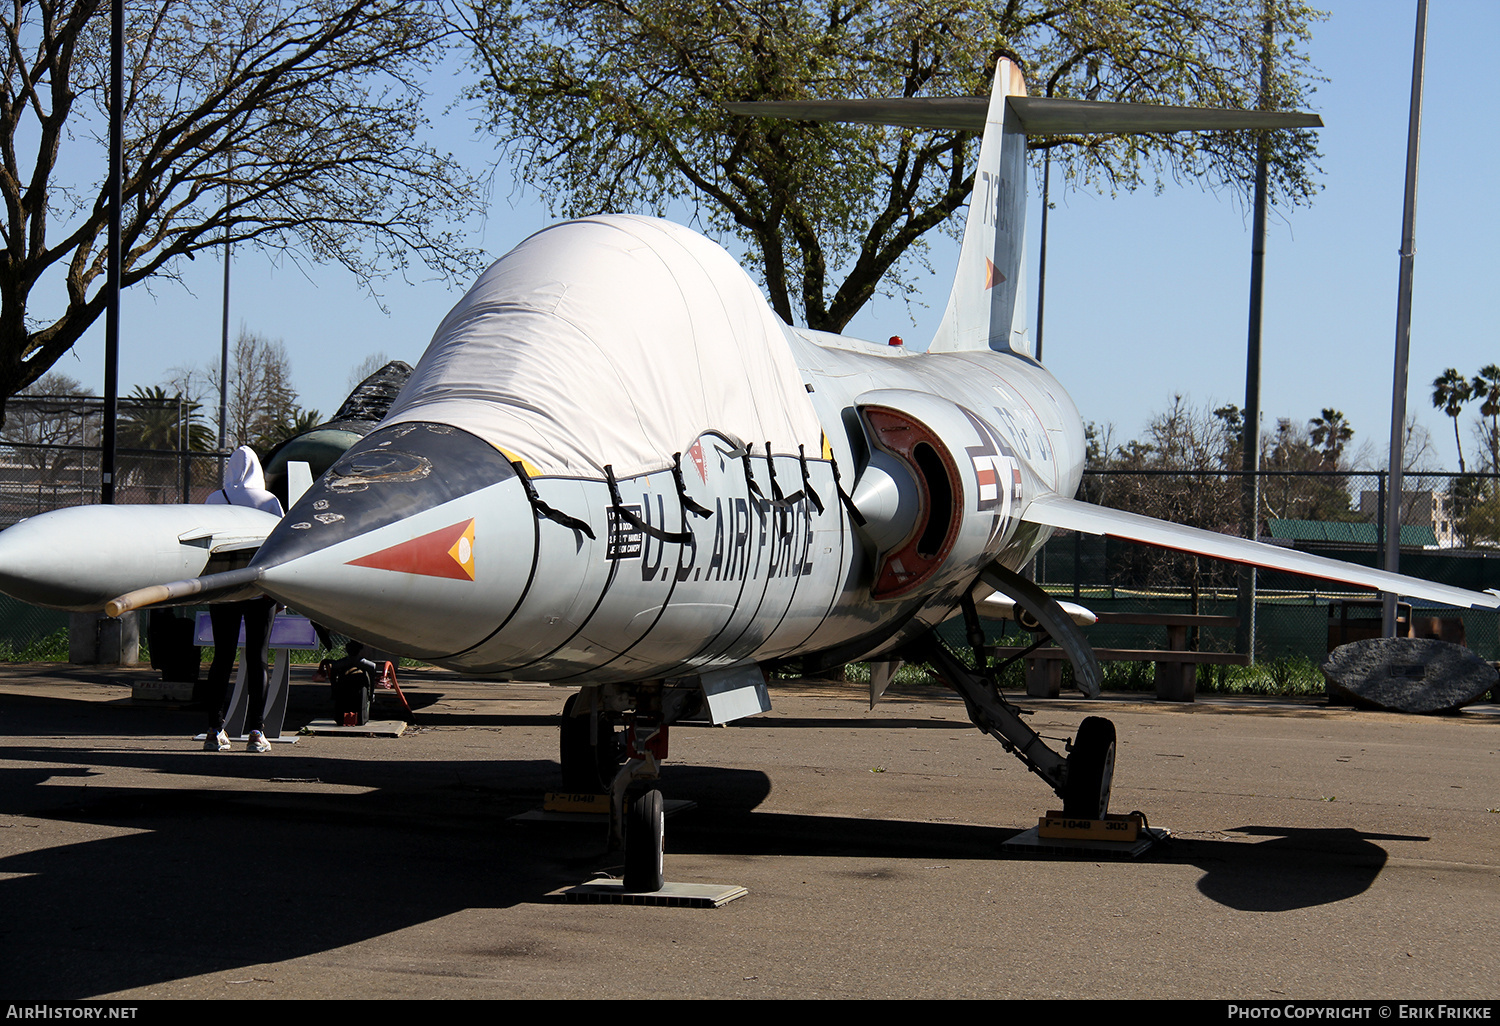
<box><xmin>1001</xmin><ymin>824</ymin><xmax>1170</xmax><ymax>859</ymax></box>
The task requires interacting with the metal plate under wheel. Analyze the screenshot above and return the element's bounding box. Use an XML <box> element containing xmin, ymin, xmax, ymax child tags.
<box><xmin>548</xmin><ymin>879</ymin><xmax>747</xmax><ymax>907</ymax></box>
<box><xmin>1001</xmin><ymin>825</ymin><xmax>1170</xmax><ymax>859</ymax></box>
<box><xmin>301</xmin><ymin>718</ymin><xmax>407</xmax><ymax>737</ymax></box>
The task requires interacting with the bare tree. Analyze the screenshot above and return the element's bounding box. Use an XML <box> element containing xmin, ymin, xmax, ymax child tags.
<box><xmin>1260</xmin><ymin>417</ymin><xmax>1356</xmax><ymax>524</ymax></box>
<box><xmin>216</xmin><ymin>329</ymin><xmax>301</xmax><ymax>453</ymax></box>
<box><xmin>346</xmin><ymin>350</ymin><xmax>392</xmax><ymax>392</ymax></box>
<box><xmin>1361</xmin><ymin>416</ymin><xmax>1439</xmax><ymax>477</ymax></box>
<box><xmin>1095</xmin><ymin>396</ymin><xmax>1240</xmax><ymax>593</ymax></box>
<box><xmin>0</xmin><ymin>0</ymin><xmax>485</xmax><ymax>423</ymax></box>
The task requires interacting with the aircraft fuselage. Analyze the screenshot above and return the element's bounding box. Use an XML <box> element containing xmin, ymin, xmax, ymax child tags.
<box><xmin>248</xmin><ymin>316</ymin><xmax>1084</xmax><ymax>683</ymax></box>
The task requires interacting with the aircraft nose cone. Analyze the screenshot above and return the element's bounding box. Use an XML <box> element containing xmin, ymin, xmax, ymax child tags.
<box><xmin>253</xmin><ymin>422</ymin><xmax>532</xmax><ymax>659</ymax></box>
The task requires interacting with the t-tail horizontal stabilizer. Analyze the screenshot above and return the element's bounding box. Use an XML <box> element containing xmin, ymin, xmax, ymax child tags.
<box><xmin>1022</xmin><ymin>495</ymin><xmax>1500</xmax><ymax>611</ymax></box>
<box><xmin>725</xmin><ymin>96</ymin><xmax>1323</xmax><ymax>136</ymax></box>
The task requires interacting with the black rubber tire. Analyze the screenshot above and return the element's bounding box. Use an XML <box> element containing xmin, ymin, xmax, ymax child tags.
<box><xmin>623</xmin><ymin>788</ymin><xmax>665</xmax><ymax>893</ymax></box>
<box><xmin>1063</xmin><ymin>716</ymin><xmax>1117</xmax><ymax>820</ymax></box>
<box><xmin>559</xmin><ymin>692</ymin><xmax>618</xmax><ymax>792</ymax></box>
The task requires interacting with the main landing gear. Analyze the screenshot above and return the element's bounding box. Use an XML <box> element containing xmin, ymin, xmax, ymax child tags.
<box><xmin>559</xmin><ymin>691</ymin><xmax>624</xmax><ymax>792</ymax></box>
<box><xmin>1063</xmin><ymin>716</ymin><xmax>1116</xmax><ymax>820</ymax></box>
<box><xmin>916</xmin><ymin>635</ymin><xmax>1116</xmax><ymax>819</ymax></box>
<box><xmin>559</xmin><ymin>682</ymin><xmax>700</xmax><ymax>893</ymax></box>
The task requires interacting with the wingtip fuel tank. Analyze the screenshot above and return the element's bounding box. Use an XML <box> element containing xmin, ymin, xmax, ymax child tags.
<box><xmin>0</xmin><ymin>503</ymin><xmax>280</xmax><ymax>611</ymax></box>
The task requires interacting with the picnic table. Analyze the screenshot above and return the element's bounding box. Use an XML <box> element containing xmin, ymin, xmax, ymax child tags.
<box><xmin>987</xmin><ymin>611</ymin><xmax>1249</xmax><ymax>702</ymax></box>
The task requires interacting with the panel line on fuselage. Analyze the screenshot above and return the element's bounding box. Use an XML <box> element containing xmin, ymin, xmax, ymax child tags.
<box><xmin>498</xmin><ymin>527</ymin><xmax>624</xmax><ymax>676</ymax></box>
<box><xmin>546</xmin><ymin>486</ymin><xmax>693</xmax><ymax>682</ymax></box>
<box><xmin>430</xmin><ymin>478</ymin><xmax>543</xmax><ymax>662</ymax></box>
<box><xmin>650</xmin><ymin>454</ymin><xmax>778</xmax><ymax>674</ymax></box>
<box><xmin>713</xmin><ymin>456</ymin><xmax>834</xmax><ymax>663</ymax></box>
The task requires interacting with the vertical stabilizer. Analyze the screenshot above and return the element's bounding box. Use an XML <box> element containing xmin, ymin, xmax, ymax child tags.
<box><xmin>928</xmin><ymin>59</ymin><xmax>1031</xmax><ymax>356</ymax></box>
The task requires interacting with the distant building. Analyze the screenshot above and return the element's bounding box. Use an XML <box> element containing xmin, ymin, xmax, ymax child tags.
<box><xmin>1268</xmin><ymin>517</ymin><xmax>1439</xmax><ymax>549</ymax></box>
<box><xmin>1358</xmin><ymin>490</ymin><xmax>1458</xmax><ymax>548</ymax></box>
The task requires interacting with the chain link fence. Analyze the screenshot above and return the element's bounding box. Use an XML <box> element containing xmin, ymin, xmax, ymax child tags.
<box><xmin>1034</xmin><ymin>468</ymin><xmax>1500</xmax><ymax>661</ymax></box>
<box><xmin>1</xmin><ymin>426</ymin><xmax>1497</xmax><ymax>664</ymax></box>
<box><xmin>0</xmin><ymin>393</ymin><xmax>226</xmax><ymax>528</ymax></box>
<box><xmin>0</xmin><ymin>394</ymin><xmax>226</xmax><ymax>659</ymax></box>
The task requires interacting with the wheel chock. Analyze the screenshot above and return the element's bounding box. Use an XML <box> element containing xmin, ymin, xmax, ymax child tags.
<box><xmin>1038</xmin><ymin>810</ymin><xmax>1143</xmax><ymax>842</ymax></box>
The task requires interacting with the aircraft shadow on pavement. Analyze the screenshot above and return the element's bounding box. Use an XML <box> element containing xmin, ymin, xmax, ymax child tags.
<box><xmin>0</xmin><ymin>749</ymin><xmax>637</xmax><ymax>999</ymax></box>
<box><xmin>0</xmin><ymin>690</ymin><xmax>216</xmax><ymax>737</ymax></box>
<box><xmin>726</xmin><ymin>715</ymin><xmax>988</xmax><ymax>730</ymax></box>
<box><xmin>1178</xmin><ymin>825</ymin><xmax>1412</xmax><ymax>912</ymax></box>
<box><xmin>667</xmin><ymin>806</ymin><xmax>1405</xmax><ymax>913</ymax></box>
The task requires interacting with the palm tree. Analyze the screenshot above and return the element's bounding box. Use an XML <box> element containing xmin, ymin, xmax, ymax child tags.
<box><xmin>1470</xmin><ymin>364</ymin><xmax>1500</xmax><ymax>473</ymax></box>
<box><xmin>118</xmin><ymin>386</ymin><xmax>215</xmax><ymax>500</ymax></box>
<box><xmin>1308</xmin><ymin>408</ymin><xmax>1353</xmax><ymax>469</ymax></box>
<box><xmin>1432</xmin><ymin>368</ymin><xmax>1473</xmax><ymax>473</ymax></box>
<box><xmin>251</xmin><ymin>407</ymin><xmax>322</xmax><ymax>455</ymax></box>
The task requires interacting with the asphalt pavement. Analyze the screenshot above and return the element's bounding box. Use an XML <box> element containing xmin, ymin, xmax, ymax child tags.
<box><xmin>0</xmin><ymin>663</ymin><xmax>1496</xmax><ymax>1000</ymax></box>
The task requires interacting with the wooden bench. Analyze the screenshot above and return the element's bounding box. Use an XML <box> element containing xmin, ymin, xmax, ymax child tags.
<box><xmin>987</xmin><ymin>612</ymin><xmax>1249</xmax><ymax>702</ymax></box>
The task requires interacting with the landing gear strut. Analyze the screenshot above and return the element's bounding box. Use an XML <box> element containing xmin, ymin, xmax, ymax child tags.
<box><xmin>915</xmin><ymin>635</ymin><xmax>1115</xmax><ymax>818</ymax></box>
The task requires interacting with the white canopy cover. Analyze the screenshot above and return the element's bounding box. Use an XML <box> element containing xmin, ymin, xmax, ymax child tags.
<box><xmin>383</xmin><ymin>215</ymin><xmax>824</xmax><ymax>479</ymax></box>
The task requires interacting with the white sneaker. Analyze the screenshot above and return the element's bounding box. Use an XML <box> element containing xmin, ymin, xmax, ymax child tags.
<box><xmin>204</xmin><ymin>729</ymin><xmax>231</xmax><ymax>752</ymax></box>
<box><xmin>247</xmin><ymin>730</ymin><xmax>271</xmax><ymax>753</ymax></box>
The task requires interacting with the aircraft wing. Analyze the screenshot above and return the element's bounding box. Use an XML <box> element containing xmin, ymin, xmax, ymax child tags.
<box><xmin>1022</xmin><ymin>494</ymin><xmax>1500</xmax><ymax>611</ymax></box>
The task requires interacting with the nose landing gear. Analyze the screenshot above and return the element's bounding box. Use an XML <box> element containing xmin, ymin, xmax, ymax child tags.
<box><xmin>623</xmin><ymin>788</ymin><xmax>665</xmax><ymax>892</ymax></box>
<box><xmin>558</xmin><ymin>682</ymin><xmax>699</xmax><ymax>894</ymax></box>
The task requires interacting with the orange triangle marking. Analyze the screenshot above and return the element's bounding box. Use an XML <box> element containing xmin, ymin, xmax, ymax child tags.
<box><xmin>447</xmin><ymin>520</ymin><xmax>476</xmax><ymax>580</ymax></box>
<box><xmin>347</xmin><ymin>519</ymin><xmax>476</xmax><ymax>581</ymax></box>
<box><xmin>985</xmin><ymin>258</ymin><xmax>1006</xmax><ymax>289</ymax></box>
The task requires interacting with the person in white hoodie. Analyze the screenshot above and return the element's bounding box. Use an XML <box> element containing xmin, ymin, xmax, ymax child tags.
<box><xmin>203</xmin><ymin>446</ymin><xmax>284</xmax><ymax>753</ymax></box>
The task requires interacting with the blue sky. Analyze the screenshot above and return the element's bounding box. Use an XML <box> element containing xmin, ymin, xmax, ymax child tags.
<box><xmin>54</xmin><ymin>0</ymin><xmax>1498</xmax><ymax>472</ymax></box>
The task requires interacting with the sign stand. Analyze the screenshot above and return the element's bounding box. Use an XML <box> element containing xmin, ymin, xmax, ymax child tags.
<box><xmin>192</xmin><ymin>612</ymin><xmax>318</xmax><ymax>744</ymax></box>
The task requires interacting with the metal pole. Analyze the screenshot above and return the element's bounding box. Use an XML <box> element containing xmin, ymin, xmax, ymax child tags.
<box><xmin>219</xmin><ymin>174</ymin><xmax>231</xmax><ymax>453</ymax></box>
<box><xmin>1235</xmin><ymin>0</ymin><xmax>1275</xmax><ymax>662</ymax></box>
<box><xmin>178</xmin><ymin>396</ymin><xmax>190</xmax><ymax>504</ymax></box>
<box><xmin>1382</xmin><ymin>0</ymin><xmax>1428</xmax><ymax>637</ymax></box>
<box><xmin>101</xmin><ymin>0</ymin><xmax>123</xmax><ymax>504</ymax></box>
<box><xmin>1376</xmin><ymin>471</ymin><xmax>1386</xmax><ymax>562</ymax></box>
<box><xmin>1035</xmin><ymin>150</ymin><xmax>1051</xmax><ymax>362</ymax></box>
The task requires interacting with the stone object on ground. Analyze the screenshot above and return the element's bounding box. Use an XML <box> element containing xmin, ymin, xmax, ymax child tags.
<box><xmin>1321</xmin><ymin>637</ymin><xmax>1497</xmax><ymax>714</ymax></box>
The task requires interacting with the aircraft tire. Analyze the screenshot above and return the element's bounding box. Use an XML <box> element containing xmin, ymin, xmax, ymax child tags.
<box><xmin>623</xmin><ymin>788</ymin><xmax>665</xmax><ymax>893</ymax></box>
<box><xmin>1062</xmin><ymin>716</ymin><xmax>1116</xmax><ymax>820</ymax></box>
<box><xmin>559</xmin><ymin>692</ymin><xmax>619</xmax><ymax>792</ymax></box>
